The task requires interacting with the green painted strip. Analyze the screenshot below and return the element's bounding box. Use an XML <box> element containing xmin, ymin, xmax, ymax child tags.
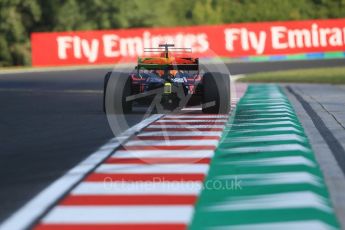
<box><xmin>248</xmin><ymin>56</ymin><xmax>271</xmax><ymax>62</ymax></box>
<box><xmin>189</xmin><ymin>84</ymin><xmax>340</xmax><ymax>230</ymax></box>
<box><xmin>285</xmin><ymin>54</ymin><xmax>307</xmax><ymax>60</ymax></box>
<box><xmin>211</xmin><ymin>51</ymin><xmax>345</xmax><ymax>63</ymax></box>
<box><xmin>324</xmin><ymin>52</ymin><xmax>345</xmax><ymax>59</ymax></box>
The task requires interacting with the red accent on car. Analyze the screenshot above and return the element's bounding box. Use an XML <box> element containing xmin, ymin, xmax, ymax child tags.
<box><xmin>194</xmin><ymin>75</ymin><xmax>202</xmax><ymax>81</ymax></box>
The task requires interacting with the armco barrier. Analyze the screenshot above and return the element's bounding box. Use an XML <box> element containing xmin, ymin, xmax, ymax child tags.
<box><xmin>31</xmin><ymin>18</ymin><xmax>345</xmax><ymax>66</ymax></box>
<box><xmin>189</xmin><ymin>85</ymin><xmax>340</xmax><ymax>230</ymax></box>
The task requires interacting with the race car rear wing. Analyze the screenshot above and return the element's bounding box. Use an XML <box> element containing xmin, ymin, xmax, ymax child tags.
<box><xmin>137</xmin><ymin>57</ymin><xmax>199</xmax><ymax>70</ymax></box>
<box><xmin>138</xmin><ymin>64</ymin><xmax>199</xmax><ymax>70</ymax></box>
<box><xmin>144</xmin><ymin>47</ymin><xmax>192</xmax><ymax>53</ymax></box>
<box><xmin>137</xmin><ymin>57</ymin><xmax>198</xmax><ymax>70</ymax></box>
<box><xmin>144</xmin><ymin>44</ymin><xmax>192</xmax><ymax>54</ymax></box>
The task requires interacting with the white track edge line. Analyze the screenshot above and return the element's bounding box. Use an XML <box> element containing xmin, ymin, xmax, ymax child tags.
<box><xmin>0</xmin><ymin>114</ymin><xmax>163</xmax><ymax>230</ymax></box>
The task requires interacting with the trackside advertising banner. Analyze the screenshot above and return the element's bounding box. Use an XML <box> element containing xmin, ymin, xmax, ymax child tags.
<box><xmin>31</xmin><ymin>18</ymin><xmax>345</xmax><ymax>66</ymax></box>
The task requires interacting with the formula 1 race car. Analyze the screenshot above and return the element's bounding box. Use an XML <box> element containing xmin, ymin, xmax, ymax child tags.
<box><xmin>103</xmin><ymin>44</ymin><xmax>230</xmax><ymax>114</ymax></box>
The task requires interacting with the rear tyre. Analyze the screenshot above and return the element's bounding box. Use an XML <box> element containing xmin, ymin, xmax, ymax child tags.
<box><xmin>202</xmin><ymin>72</ymin><xmax>230</xmax><ymax>114</ymax></box>
<box><xmin>104</xmin><ymin>72</ymin><xmax>132</xmax><ymax>114</ymax></box>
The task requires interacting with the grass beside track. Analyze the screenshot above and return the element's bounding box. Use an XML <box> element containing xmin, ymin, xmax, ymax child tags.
<box><xmin>240</xmin><ymin>66</ymin><xmax>345</xmax><ymax>84</ymax></box>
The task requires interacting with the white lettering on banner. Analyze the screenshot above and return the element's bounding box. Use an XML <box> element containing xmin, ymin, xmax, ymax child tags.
<box><xmin>175</xmin><ymin>34</ymin><xmax>185</xmax><ymax>49</ymax></box>
<box><xmin>103</xmin><ymin>35</ymin><xmax>120</xmax><ymax>57</ymax></box>
<box><xmin>271</xmin><ymin>23</ymin><xmax>345</xmax><ymax>50</ymax></box>
<box><xmin>319</xmin><ymin>28</ymin><xmax>331</xmax><ymax>47</ymax></box>
<box><xmin>56</xmin><ymin>32</ymin><xmax>209</xmax><ymax>62</ymax></box>
<box><xmin>288</xmin><ymin>29</ymin><xmax>312</xmax><ymax>48</ymax></box>
<box><xmin>329</xmin><ymin>28</ymin><xmax>343</xmax><ymax>46</ymax></box>
<box><xmin>143</xmin><ymin>31</ymin><xmax>151</xmax><ymax>49</ymax></box>
<box><xmin>120</xmin><ymin>37</ymin><xmax>144</xmax><ymax>56</ymax></box>
<box><xmin>240</xmin><ymin>29</ymin><xmax>249</xmax><ymax>51</ymax></box>
<box><xmin>311</xmin><ymin>24</ymin><xmax>319</xmax><ymax>47</ymax></box>
<box><xmin>197</xmin><ymin>34</ymin><xmax>209</xmax><ymax>52</ymax></box>
<box><xmin>224</xmin><ymin>29</ymin><xmax>240</xmax><ymax>52</ymax></box>
<box><xmin>140</xmin><ymin>32</ymin><xmax>209</xmax><ymax>53</ymax></box>
<box><xmin>55</xmin><ymin>23</ymin><xmax>345</xmax><ymax>63</ymax></box>
<box><xmin>57</xmin><ymin>36</ymin><xmax>99</xmax><ymax>62</ymax></box>
<box><xmin>225</xmin><ymin>23</ymin><xmax>345</xmax><ymax>53</ymax></box>
<box><xmin>271</xmin><ymin>26</ymin><xmax>288</xmax><ymax>49</ymax></box>
<box><xmin>57</xmin><ymin>36</ymin><xmax>73</xmax><ymax>59</ymax></box>
<box><xmin>184</xmin><ymin>34</ymin><xmax>198</xmax><ymax>51</ymax></box>
<box><xmin>249</xmin><ymin>31</ymin><xmax>266</xmax><ymax>54</ymax></box>
<box><xmin>224</xmin><ymin>29</ymin><xmax>267</xmax><ymax>54</ymax></box>
<box><xmin>73</xmin><ymin>36</ymin><xmax>82</xmax><ymax>59</ymax></box>
<box><xmin>81</xmin><ymin>39</ymin><xmax>99</xmax><ymax>63</ymax></box>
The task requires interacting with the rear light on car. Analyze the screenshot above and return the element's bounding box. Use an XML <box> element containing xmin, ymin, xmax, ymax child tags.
<box><xmin>131</xmin><ymin>74</ymin><xmax>142</xmax><ymax>81</ymax></box>
<box><xmin>194</xmin><ymin>75</ymin><xmax>202</xmax><ymax>81</ymax></box>
<box><xmin>189</xmin><ymin>85</ymin><xmax>195</xmax><ymax>94</ymax></box>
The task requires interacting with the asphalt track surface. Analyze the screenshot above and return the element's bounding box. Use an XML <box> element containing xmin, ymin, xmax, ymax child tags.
<box><xmin>0</xmin><ymin>58</ymin><xmax>344</xmax><ymax>224</ymax></box>
<box><xmin>285</xmin><ymin>84</ymin><xmax>345</xmax><ymax>227</ymax></box>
